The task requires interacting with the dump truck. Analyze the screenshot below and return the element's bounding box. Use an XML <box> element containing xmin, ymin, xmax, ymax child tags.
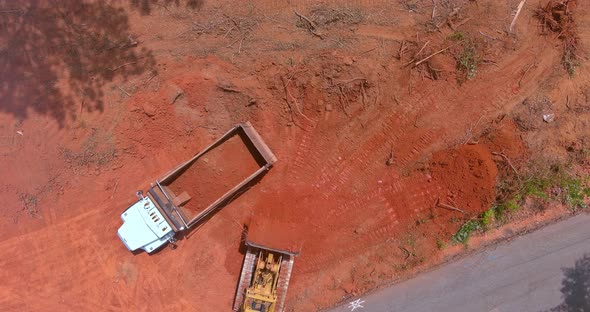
<box><xmin>233</xmin><ymin>241</ymin><xmax>298</xmax><ymax>312</ymax></box>
<box><xmin>117</xmin><ymin>122</ymin><xmax>276</xmax><ymax>253</ymax></box>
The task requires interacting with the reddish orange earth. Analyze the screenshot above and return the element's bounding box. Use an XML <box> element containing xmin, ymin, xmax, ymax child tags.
<box><xmin>1</xmin><ymin>1</ymin><xmax>590</xmax><ymax>311</ymax></box>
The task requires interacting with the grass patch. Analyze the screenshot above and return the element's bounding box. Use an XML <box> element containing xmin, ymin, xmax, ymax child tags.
<box><xmin>523</xmin><ymin>177</ymin><xmax>551</xmax><ymax>200</ymax></box>
<box><xmin>448</xmin><ymin>31</ymin><xmax>465</xmax><ymax>41</ymax></box>
<box><xmin>436</xmin><ymin>238</ymin><xmax>445</xmax><ymax>250</ymax></box>
<box><xmin>457</xmin><ymin>43</ymin><xmax>477</xmax><ymax>80</ymax></box>
<box><xmin>452</xmin><ymin>169</ymin><xmax>589</xmax><ymax>245</ymax></box>
<box><xmin>481</xmin><ymin>208</ymin><xmax>495</xmax><ymax>228</ymax></box>
<box><xmin>560</xmin><ymin>176</ymin><xmax>590</xmax><ymax>210</ymax></box>
<box><xmin>452</xmin><ymin>35</ymin><xmax>478</xmax><ymax>82</ymax></box>
<box><xmin>451</xmin><ymin>219</ymin><xmax>482</xmax><ymax>245</ymax></box>
<box><xmin>496</xmin><ymin>166</ymin><xmax>587</xmax><ymax>221</ymax></box>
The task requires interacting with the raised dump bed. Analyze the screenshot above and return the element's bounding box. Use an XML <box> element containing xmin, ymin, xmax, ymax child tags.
<box><xmin>117</xmin><ymin>122</ymin><xmax>276</xmax><ymax>253</ymax></box>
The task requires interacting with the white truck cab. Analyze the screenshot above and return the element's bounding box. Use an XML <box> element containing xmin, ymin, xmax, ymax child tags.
<box><xmin>117</xmin><ymin>194</ymin><xmax>175</xmax><ymax>253</ymax></box>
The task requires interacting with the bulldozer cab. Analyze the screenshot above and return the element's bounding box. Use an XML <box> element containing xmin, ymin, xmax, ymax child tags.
<box><xmin>234</xmin><ymin>241</ymin><xmax>298</xmax><ymax>312</ymax></box>
<box><xmin>243</xmin><ymin>251</ymin><xmax>281</xmax><ymax>312</ymax></box>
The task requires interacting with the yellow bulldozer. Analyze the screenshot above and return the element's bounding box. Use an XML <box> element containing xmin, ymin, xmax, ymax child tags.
<box><xmin>234</xmin><ymin>241</ymin><xmax>298</xmax><ymax>312</ymax></box>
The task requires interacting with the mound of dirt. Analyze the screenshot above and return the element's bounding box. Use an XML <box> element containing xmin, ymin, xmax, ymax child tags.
<box><xmin>430</xmin><ymin>144</ymin><xmax>498</xmax><ymax>215</ymax></box>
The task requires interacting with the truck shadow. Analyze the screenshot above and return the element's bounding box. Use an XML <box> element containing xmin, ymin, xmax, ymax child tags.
<box><xmin>544</xmin><ymin>253</ymin><xmax>590</xmax><ymax>312</ymax></box>
<box><xmin>0</xmin><ymin>1</ymin><xmax>156</xmax><ymax>127</ymax></box>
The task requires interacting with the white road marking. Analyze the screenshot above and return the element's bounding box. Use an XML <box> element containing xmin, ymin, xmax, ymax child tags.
<box><xmin>348</xmin><ymin>298</ymin><xmax>365</xmax><ymax>311</ymax></box>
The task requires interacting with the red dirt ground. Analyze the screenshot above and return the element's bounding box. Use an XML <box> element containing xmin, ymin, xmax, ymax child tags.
<box><xmin>1</xmin><ymin>0</ymin><xmax>590</xmax><ymax>311</ymax></box>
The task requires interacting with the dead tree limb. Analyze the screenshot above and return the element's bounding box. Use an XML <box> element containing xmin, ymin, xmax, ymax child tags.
<box><xmin>109</xmin><ymin>62</ymin><xmax>137</xmax><ymax>72</ymax></box>
<box><xmin>509</xmin><ymin>0</ymin><xmax>527</xmax><ymax>33</ymax></box>
<box><xmin>332</xmin><ymin>77</ymin><xmax>367</xmax><ymax>85</ymax></box>
<box><xmin>294</xmin><ymin>10</ymin><xmax>324</xmax><ymax>39</ymax></box>
<box><xmin>399</xmin><ymin>246</ymin><xmax>412</xmax><ymax>260</ymax></box>
<box><xmin>436</xmin><ymin>198</ymin><xmax>467</xmax><ymax>214</ymax></box>
<box><xmin>492</xmin><ymin>152</ymin><xmax>520</xmax><ymax>178</ymax></box>
<box><xmin>281</xmin><ymin>76</ymin><xmax>314</xmax><ymax>122</ymax></box>
<box><xmin>404</xmin><ymin>41</ymin><xmax>430</xmax><ymax>66</ymax></box>
<box><xmin>414</xmin><ymin>41</ymin><xmax>463</xmax><ymax>67</ymax></box>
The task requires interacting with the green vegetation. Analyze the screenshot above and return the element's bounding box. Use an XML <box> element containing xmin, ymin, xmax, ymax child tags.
<box><xmin>448</xmin><ymin>31</ymin><xmax>465</xmax><ymax>41</ymax></box>
<box><xmin>451</xmin><ymin>220</ymin><xmax>482</xmax><ymax>245</ymax></box>
<box><xmin>560</xmin><ymin>175</ymin><xmax>590</xmax><ymax>210</ymax></box>
<box><xmin>457</xmin><ymin>41</ymin><xmax>477</xmax><ymax>80</ymax></box>
<box><xmin>449</xmin><ymin>32</ymin><xmax>478</xmax><ymax>81</ymax></box>
<box><xmin>523</xmin><ymin>177</ymin><xmax>551</xmax><ymax>200</ymax></box>
<box><xmin>436</xmin><ymin>238</ymin><xmax>445</xmax><ymax>250</ymax></box>
<box><xmin>563</xmin><ymin>50</ymin><xmax>580</xmax><ymax>77</ymax></box>
<box><xmin>481</xmin><ymin>208</ymin><xmax>495</xmax><ymax>227</ymax></box>
<box><xmin>451</xmin><ymin>168</ymin><xmax>589</xmax><ymax>246</ymax></box>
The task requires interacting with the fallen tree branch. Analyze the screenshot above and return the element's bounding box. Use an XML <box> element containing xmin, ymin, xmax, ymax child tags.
<box><xmin>294</xmin><ymin>10</ymin><xmax>324</xmax><ymax>39</ymax></box>
<box><xmin>431</xmin><ymin>0</ymin><xmax>436</xmax><ymax>20</ymax></box>
<box><xmin>492</xmin><ymin>152</ymin><xmax>520</xmax><ymax>178</ymax></box>
<box><xmin>414</xmin><ymin>41</ymin><xmax>463</xmax><ymax>67</ymax></box>
<box><xmin>404</xmin><ymin>40</ymin><xmax>430</xmax><ymax>66</ymax></box>
<box><xmin>217</xmin><ymin>84</ymin><xmax>241</xmax><ymax>93</ymax></box>
<box><xmin>337</xmin><ymin>85</ymin><xmax>350</xmax><ymax>117</ymax></box>
<box><xmin>479</xmin><ymin>30</ymin><xmax>497</xmax><ymax>40</ymax></box>
<box><xmin>518</xmin><ymin>62</ymin><xmax>535</xmax><ymax>87</ymax></box>
<box><xmin>109</xmin><ymin>61</ymin><xmax>137</xmax><ymax>72</ymax></box>
<box><xmin>436</xmin><ymin>198</ymin><xmax>467</xmax><ymax>214</ymax></box>
<box><xmin>281</xmin><ymin>76</ymin><xmax>314</xmax><ymax>122</ymax></box>
<box><xmin>509</xmin><ymin>0</ymin><xmax>527</xmax><ymax>33</ymax></box>
<box><xmin>118</xmin><ymin>86</ymin><xmax>131</xmax><ymax>97</ymax></box>
<box><xmin>399</xmin><ymin>246</ymin><xmax>412</xmax><ymax>260</ymax></box>
<box><xmin>332</xmin><ymin>77</ymin><xmax>367</xmax><ymax>85</ymax></box>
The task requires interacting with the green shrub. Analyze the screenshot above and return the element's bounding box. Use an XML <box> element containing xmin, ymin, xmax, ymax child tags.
<box><xmin>452</xmin><ymin>220</ymin><xmax>482</xmax><ymax>245</ymax></box>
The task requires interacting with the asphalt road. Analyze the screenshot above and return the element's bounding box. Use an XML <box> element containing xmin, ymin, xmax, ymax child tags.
<box><xmin>330</xmin><ymin>213</ymin><xmax>590</xmax><ymax>312</ymax></box>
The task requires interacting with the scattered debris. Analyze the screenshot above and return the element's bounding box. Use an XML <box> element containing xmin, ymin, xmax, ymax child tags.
<box><xmin>414</xmin><ymin>41</ymin><xmax>463</xmax><ymax>67</ymax></box>
<box><xmin>217</xmin><ymin>83</ymin><xmax>241</xmax><ymax>93</ymax></box>
<box><xmin>399</xmin><ymin>246</ymin><xmax>413</xmax><ymax>260</ymax></box>
<box><xmin>479</xmin><ymin>30</ymin><xmax>497</xmax><ymax>40</ymax></box>
<box><xmin>281</xmin><ymin>75</ymin><xmax>314</xmax><ymax>122</ymax></box>
<box><xmin>386</xmin><ymin>146</ymin><xmax>395</xmax><ymax>166</ymax></box>
<box><xmin>246</xmin><ymin>98</ymin><xmax>257</xmax><ymax>107</ymax></box>
<box><xmin>435</xmin><ymin>198</ymin><xmax>467</xmax><ymax>214</ymax></box>
<box><xmin>534</xmin><ymin>0</ymin><xmax>580</xmax><ymax>75</ymax></box>
<box><xmin>491</xmin><ymin>152</ymin><xmax>520</xmax><ymax>178</ymax></box>
<box><xmin>109</xmin><ymin>61</ymin><xmax>138</xmax><ymax>72</ymax></box>
<box><xmin>110</xmin><ymin>180</ymin><xmax>119</xmax><ymax>199</ymax></box>
<box><xmin>118</xmin><ymin>86</ymin><xmax>131</xmax><ymax>97</ymax></box>
<box><xmin>20</xmin><ymin>193</ymin><xmax>40</xmax><ymax>218</ymax></box>
<box><xmin>543</xmin><ymin>113</ymin><xmax>555</xmax><ymax>123</ymax></box>
<box><xmin>332</xmin><ymin>77</ymin><xmax>367</xmax><ymax>85</ymax></box>
<box><xmin>294</xmin><ymin>10</ymin><xmax>324</xmax><ymax>39</ymax></box>
<box><xmin>518</xmin><ymin>62</ymin><xmax>536</xmax><ymax>87</ymax></box>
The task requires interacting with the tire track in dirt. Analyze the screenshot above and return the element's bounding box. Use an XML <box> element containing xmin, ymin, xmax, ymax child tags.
<box><xmin>300</xmin><ymin>174</ymin><xmax>441</xmax><ymax>273</ymax></box>
<box><xmin>288</xmin><ymin>37</ymin><xmax>559</xmax><ymax>273</ymax></box>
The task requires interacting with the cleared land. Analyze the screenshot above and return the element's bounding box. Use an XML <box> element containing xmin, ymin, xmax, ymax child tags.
<box><xmin>0</xmin><ymin>0</ymin><xmax>589</xmax><ymax>311</ymax></box>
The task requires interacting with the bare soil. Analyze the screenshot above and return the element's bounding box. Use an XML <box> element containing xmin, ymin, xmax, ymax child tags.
<box><xmin>1</xmin><ymin>0</ymin><xmax>590</xmax><ymax>311</ymax></box>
